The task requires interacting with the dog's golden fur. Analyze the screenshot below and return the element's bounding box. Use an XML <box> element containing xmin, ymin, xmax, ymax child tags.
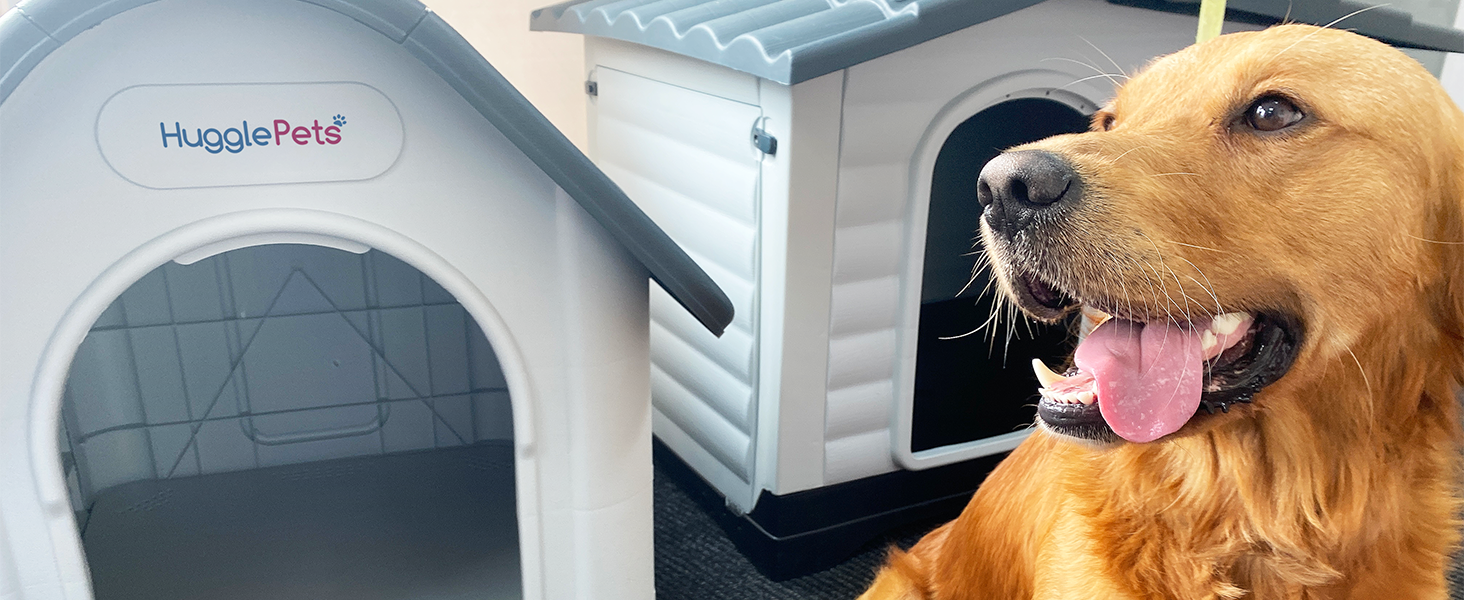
<box><xmin>860</xmin><ymin>25</ymin><xmax>1464</xmax><ymax>600</ymax></box>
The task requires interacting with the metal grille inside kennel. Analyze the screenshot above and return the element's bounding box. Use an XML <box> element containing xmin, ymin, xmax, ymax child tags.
<box><xmin>911</xmin><ymin>98</ymin><xmax>1091</xmax><ymax>452</ymax></box>
<box><xmin>58</xmin><ymin>244</ymin><xmax>520</xmax><ymax>600</ymax></box>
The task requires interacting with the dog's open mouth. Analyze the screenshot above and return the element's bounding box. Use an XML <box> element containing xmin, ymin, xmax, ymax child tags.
<box><xmin>1014</xmin><ymin>272</ymin><xmax>1302</xmax><ymax>444</ymax></box>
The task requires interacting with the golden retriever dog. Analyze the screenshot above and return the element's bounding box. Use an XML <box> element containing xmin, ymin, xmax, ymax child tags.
<box><xmin>860</xmin><ymin>25</ymin><xmax>1464</xmax><ymax>600</ymax></box>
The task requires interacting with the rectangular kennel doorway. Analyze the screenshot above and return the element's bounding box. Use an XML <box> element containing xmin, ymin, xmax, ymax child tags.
<box><xmin>58</xmin><ymin>243</ymin><xmax>520</xmax><ymax>600</ymax></box>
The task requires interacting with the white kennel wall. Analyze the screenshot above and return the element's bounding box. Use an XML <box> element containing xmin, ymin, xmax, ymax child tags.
<box><xmin>0</xmin><ymin>0</ymin><xmax>733</xmax><ymax>598</ymax></box>
<box><xmin>1446</xmin><ymin>5</ymin><xmax>1464</xmax><ymax>103</ymax></box>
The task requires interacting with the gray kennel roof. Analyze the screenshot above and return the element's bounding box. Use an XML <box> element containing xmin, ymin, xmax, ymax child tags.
<box><xmin>0</xmin><ymin>0</ymin><xmax>734</xmax><ymax>336</ymax></box>
<box><xmin>529</xmin><ymin>0</ymin><xmax>1464</xmax><ymax>85</ymax></box>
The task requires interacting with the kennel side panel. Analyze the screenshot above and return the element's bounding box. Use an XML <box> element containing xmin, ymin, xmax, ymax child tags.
<box><xmin>589</xmin><ymin>64</ymin><xmax>765</xmax><ymax>510</ymax></box>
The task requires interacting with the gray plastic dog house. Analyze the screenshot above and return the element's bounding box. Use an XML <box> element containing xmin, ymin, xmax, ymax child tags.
<box><xmin>532</xmin><ymin>0</ymin><xmax>1464</xmax><ymax>579</ymax></box>
<box><xmin>0</xmin><ymin>0</ymin><xmax>731</xmax><ymax>599</ymax></box>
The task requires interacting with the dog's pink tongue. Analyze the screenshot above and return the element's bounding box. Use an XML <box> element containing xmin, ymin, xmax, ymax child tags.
<box><xmin>1074</xmin><ymin>319</ymin><xmax>1203</xmax><ymax>443</ymax></box>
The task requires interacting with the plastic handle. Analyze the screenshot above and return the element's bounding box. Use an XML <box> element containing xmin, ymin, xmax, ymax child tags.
<box><xmin>241</xmin><ymin>405</ymin><xmax>391</xmax><ymax>446</ymax></box>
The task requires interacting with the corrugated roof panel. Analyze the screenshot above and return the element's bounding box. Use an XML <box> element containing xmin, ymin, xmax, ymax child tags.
<box><xmin>754</xmin><ymin>3</ymin><xmax>884</xmax><ymax>56</ymax></box>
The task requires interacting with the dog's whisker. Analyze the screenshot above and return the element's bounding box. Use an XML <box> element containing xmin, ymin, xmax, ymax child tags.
<box><xmin>938</xmin><ymin>327</ymin><xmax>985</xmax><ymax>341</ymax></box>
<box><xmin>1168</xmin><ymin>266</ymin><xmax>1201</xmax><ymax>322</ymax></box>
<box><xmin>1040</xmin><ymin>57</ymin><xmax>1130</xmax><ymax>87</ymax></box>
<box><xmin>1180</xmin><ymin>263</ymin><xmax>1223</xmax><ymax>317</ymax></box>
<box><xmin>1320</xmin><ymin>3</ymin><xmax>1390</xmax><ymax>30</ymax></box>
<box><xmin>1002</xmin><ymin>298</ymin><xmax>1017</xmax><ymax>366</ymax></box>
<box><xmin>1079</xmin><ymin>35</ymin><xmax>1129</xmax><ymax>78</ymax></box>
<box><xmin>1149</xmin><ymin>172</ymin><xmax>1202</xmax><ymax>178</ymax></box>
<box><xmin>1405</xmin><ymin>233</ymin><xmax>1464</xmax><ymax>245</ymax></box>
<box><xmin>960</xmin><ymin>291</ymin><xmax>1007</xmax><ymax>340</ymax></box>
<box><xmin>955</xmin><ymin>252</ymin><xmax>988</xmax><ymax>298</ymax></box>
<box><xmin>1106</xmin><ymin>145</ymin><xmax>1154</xmax><ymax>165</ymax></box>
<box><xmin>1344</xmin><ymin>345</ymin><xmax>1373</xmax><ymax>403</ymax></box>
<box><xmin>1270</xmin><ymin>4</ymin><xmax>1389</xmax><ymax>60</ymax></box>
<box><xmin>1141</xmin><ymin>230</ymin><xmax>1198</xmax><ymax>324</ymax></box>
<box><xmin>1059</xmin><ymin>73</ymin><xmax>1131</xmax><ymax>90</ymax></box>
<box><xmin>978</xmin><ymin>274</ymin><xmax>1000</xmax><ymax>303</ymax></box>
<box><xmin>1115</xmin><ymin>260</ymin><xmax>1137</xmax><ymax>330</ymax></box>
<box><xmin>1342</xmin><ymin>344</ymin><xmax>1378</xmax><ymax>440</ymax></box>
<box><xmin>1176</xmin><ymin>262</ymin><xmax>1226</xmax><ymax>372</ymax></box>
<box><xmin>1070</xmin><ymin>62</ymin><xmax>1122</xmax><ymax>88</ymax></box>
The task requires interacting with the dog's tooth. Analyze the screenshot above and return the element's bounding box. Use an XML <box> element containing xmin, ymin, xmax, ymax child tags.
<box><xmin>1032</xmin><ymin>358</ymin><xmax>1067</xmax><ymax>388</ymax></box>
<box><xmin>1080</xmin><ymin>305</ymin><xmax>1112</xmax><ymax>339</ymax></box>
<box><xmin>1081</xmin><ymin>305</ymin><xmax>1112</xmax><ymax>322</ymax></box>
<box><xmin>1077</xmin><ymin>391</ymin><xmax>1096</xmax><ymax>405</ymax></box>
<box><xmin>1211</xmin><ymin>312</ymin><xmax>1247</xmax><ymax>335</ymax></box>
<box><xmin>1201</xmin><ymin>330</ymin><xmax>1218</xmax><ymax>353</ymax></box>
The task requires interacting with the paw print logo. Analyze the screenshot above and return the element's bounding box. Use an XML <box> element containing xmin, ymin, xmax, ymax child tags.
<box><xmin>332</xmin><ymin>114</ymin><xmax>347</xmax><ymax>127</ymax></box>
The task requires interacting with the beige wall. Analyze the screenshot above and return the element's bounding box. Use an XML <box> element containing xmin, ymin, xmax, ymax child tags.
<box><xmin>427</xmin><ymin>0</ymin><xmax>587</xmax><ymax>150</ymax></box>
<box><xmin>0</xmin><ymin>0</ymin><xmax>589</xmax><ymax>149</ymax></box>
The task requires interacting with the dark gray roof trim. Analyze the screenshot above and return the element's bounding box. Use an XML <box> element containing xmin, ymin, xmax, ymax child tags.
<box><xmin>0</xmin><ymin>0</ymin><xmax>734</xmax><ymax>336</ymax></box>
<box><xmin>530</xmin><ymin>0</ymin><xmax>1464</xmax><ymax>86</ymax></box>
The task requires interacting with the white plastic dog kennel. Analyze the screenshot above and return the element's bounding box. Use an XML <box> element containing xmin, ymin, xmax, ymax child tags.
<box><xmin>532</xmin><ymin>0</ymin><xmax>1464</xmax><ymax>578</ymax></box>
<box><xmin>0</xmin><ymin>1</ymin><xmax>732</xmax><ymax>599</ymax></box>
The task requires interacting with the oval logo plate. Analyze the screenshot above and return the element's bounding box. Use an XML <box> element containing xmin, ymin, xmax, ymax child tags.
<box><xmin>97</xmin><ymin>82</ymin><xmax>404</xmax><ymax>189</ymax></box>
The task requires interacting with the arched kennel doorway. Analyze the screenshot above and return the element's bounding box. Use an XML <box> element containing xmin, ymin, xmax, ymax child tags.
<box><xmin>911</xmin><ymin>97</ymin><xmax>1092</xmax><ymax>453</ymax></box>
<box><xmin>59</xmin><ymin>243</ymin><xmax>520</xmax><ymax>600</ymax></box>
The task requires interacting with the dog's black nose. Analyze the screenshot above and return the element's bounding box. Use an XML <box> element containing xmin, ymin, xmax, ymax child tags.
<box><xmin>977</xmin><ymin>150</ymin><xmax>1080</xmax><ymax>235</ymax></box>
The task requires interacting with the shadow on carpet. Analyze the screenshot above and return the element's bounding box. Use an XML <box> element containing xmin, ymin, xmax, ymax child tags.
<box><xmin>653</xmin><ymin>461</ymin><xmax>927</xmax><ymax>599</ymax></box>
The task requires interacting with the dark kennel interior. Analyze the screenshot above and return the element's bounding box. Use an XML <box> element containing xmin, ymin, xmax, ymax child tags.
<box><xmin>912</xmin><ymin>97</ymin><xmax>1092</xmax><ymax>453</ymax></box>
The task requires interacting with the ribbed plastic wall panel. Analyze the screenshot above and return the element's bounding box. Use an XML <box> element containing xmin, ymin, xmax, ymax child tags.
<box><xmin>819</xmin><ymin>58</ymin><xmax>918</xmax><ymax>485</ymax></box>
<box><xmin>59</xmin><ymin>244</ymin><xmax>512</xmax><ymax>511</ymax></box>
<box><xmin>822</xmin><ymin>199</ymin><xmax>903</xmax><ymax>483</ymax></box>
<box><xmin>591</xmin><ymin>67</ymin><xmax>763</xmax><ymax>501</ymax></box>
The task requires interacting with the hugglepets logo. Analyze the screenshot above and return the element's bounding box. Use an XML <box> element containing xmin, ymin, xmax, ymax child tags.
<box><xmin>159</xmin><ymin>114</ymin><xmax>347</xmax><ymax>154</ymax></box>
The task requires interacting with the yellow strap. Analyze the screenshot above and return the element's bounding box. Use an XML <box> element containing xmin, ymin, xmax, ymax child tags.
<box><xmin>1197</xmin><ymin>0</ymin><xmax>1227</xmax><ymax>43</ymax></box>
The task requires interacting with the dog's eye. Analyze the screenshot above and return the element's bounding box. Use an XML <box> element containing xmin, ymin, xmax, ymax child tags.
<box><xmin>1245</xmin><ymin>96</ymin><xmax>1304</xmax><ymax>132</ymax></box>
<box><xmin>1101</xmin><ymin>115</ymin><xmax>1116</xmax><ymax>131</ymax></box>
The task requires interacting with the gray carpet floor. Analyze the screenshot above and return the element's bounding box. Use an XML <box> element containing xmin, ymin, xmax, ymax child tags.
<box><xmin>652</xmin><ymin>462</ymin><xmax>920</xmax><ymax>599</ymax></box>
<box><xmin>653</xmin><ymin>458</ymin><xmax>1464</xmax><ymax>599</ymax></box>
